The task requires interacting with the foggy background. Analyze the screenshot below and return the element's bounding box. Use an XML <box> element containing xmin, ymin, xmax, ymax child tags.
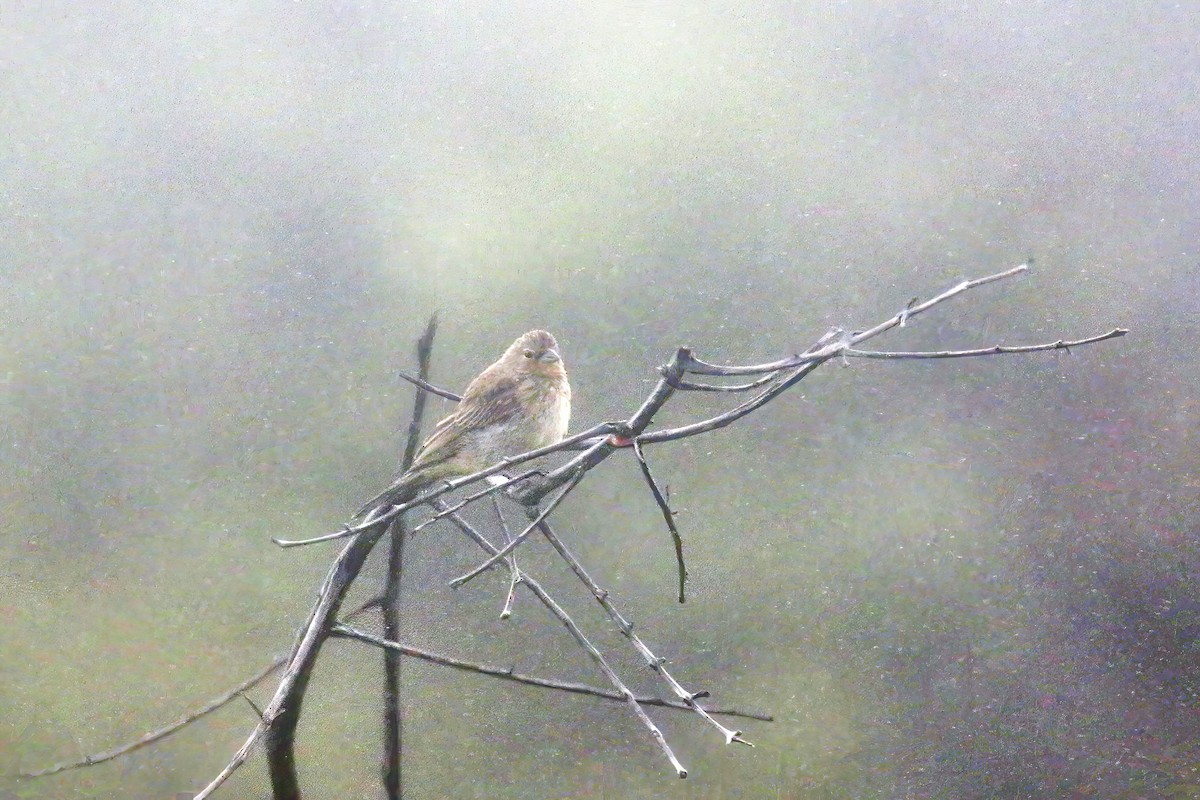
<box><xmin>2</xmin><ymin>2</ymin><xmax>1197</xmax><ymax>797</ymax></box>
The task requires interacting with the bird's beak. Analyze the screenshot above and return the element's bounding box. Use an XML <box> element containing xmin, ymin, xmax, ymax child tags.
<box><xmin>539</xmin><ymin>348</ymin><xmax>561</xmax><ymax>364</ymax></box>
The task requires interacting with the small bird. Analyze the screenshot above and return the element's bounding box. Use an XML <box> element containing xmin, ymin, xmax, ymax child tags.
<box><xmin>356</xmin><ymin>329</ymin><xmax>571</xmax><ymax>519</ymax></box>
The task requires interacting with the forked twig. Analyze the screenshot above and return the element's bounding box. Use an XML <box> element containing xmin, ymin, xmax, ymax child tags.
<box><xmin>491</xmin><ymin>494</ymin><xmax>521</xmax><ymax>620</ymax></box>
<box><xmin>449</xmin><ymin>467</ymin><xmax>587</xmax><ymax>589</ymax></box>
<box><xmin>271</xmin><ymin>422</ymin><xmax>622</xmax><ymax>548</ymax></box>
<box><xmin>433</xmin><ymin>500</ymin><xmax>689</xmax><ymax>777</ymax></box>
<box><xmin>536</xmin><ymin>519</ymin><xmax>751</xmax><ymax>746</ymax></box>
<box><xmin>410</xmin><ymin>469</ymin><xmax>542</xmax><ymax>534</ymax></box>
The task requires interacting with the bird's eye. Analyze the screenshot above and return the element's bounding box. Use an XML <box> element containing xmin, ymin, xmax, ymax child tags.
<box><xmin>523</xmin><ymin>349</ymin><xmax>534</xmax><ymax>359</ymax></box>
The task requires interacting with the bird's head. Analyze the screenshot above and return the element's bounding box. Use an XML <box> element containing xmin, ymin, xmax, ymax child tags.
<box><xmin>504</xmin><ymin>329</ymin><xmax>566</xmax><ymax>379</ymax></box>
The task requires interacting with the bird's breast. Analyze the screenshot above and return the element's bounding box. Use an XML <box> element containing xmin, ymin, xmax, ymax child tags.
<box><xmin>518</xmin><ymin>375</ymin><xmax>571</xmax><ymax>448</ymax></box>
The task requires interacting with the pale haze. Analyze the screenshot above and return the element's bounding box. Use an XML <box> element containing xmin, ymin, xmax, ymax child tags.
<box><xmin>2</xmin><ymin>3</ymin><xmax>1197</xmax><ymax>798</ymax></box>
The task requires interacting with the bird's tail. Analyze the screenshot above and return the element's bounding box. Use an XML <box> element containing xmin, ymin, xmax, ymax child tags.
<box><xmin>354</xmin><ymin>470</ymin><xmax>426</xmax><ymax>520</ymax></box>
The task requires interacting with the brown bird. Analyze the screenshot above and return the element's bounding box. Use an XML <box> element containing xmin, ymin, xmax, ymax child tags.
<box><xmin>356</xmin><ymin>329</ymin><xmax>571</xmax><ymax>519</ymax></box>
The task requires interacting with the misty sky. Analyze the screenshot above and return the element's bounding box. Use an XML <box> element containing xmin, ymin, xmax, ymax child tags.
<box><xmin>2</xmin><ymin>3</ymin><xmax>1198</xmax><ymax>798</ymax></box>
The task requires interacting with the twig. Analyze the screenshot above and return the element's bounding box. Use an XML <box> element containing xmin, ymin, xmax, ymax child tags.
<box><xmin>17</xmin><ymin>600</ymin><xmax>382</xmax><ymax>784</ymax></box>
<box><xmin>409</xmin><ymin>469</ymin><xmax>543</xmax><ymax>534</ymax></box>
<box><xmin>397</xmin><ymin>369</ymin><xmax>461</xmax><ymax>402</ymax></box>
<box><xmin>400</xmin><ymin>315</ymin><xmax>441</xmax><ymax>468</ymax></box>
<box><xmin>449</xmin><ymin>467</ymin><xmax>586</xmax><ymax>589</ymax></box>
<box><xmin>507</xmin><ymin>348</ymin><xmax>691</xmax><ymax>508</ymax></box>
<box><xmin>272</xmin><ymin>422</ymin><xmax>623</xmax><ymax>548</ymax></box>
<box><xmin>669</xmin><ymin>373</ymin><xmax>780</xmax><ymax>392</ymax></box>
<box><xmin>844</xmin><ymin>328</ymin><xmax>1128</xmax><ymax>360</ymax></box>
<box><xmin>636</xmin><ymin>363</ymin><xmax>817</xmax><ymax>445</ymax></box>
<box><xmin>240</xmin><ymin>693</ymin><xmax>266</xmax><ymax>721</ymax></box>
<box><xmin>491</xmin><ymin>494</ymin><xmax>521</xmax><ymax>620</ymax></box>
<box><xmin>330</xmin><ymin>624</ymin><xmax>772</xmax><ymax>721</ymax></box>
<box><xmin>679</xmin><ymin>264</ymin><xmax>1031</xmax><ymax>377</ymax></box>
<box><xmin>14</xmin><ymin>660</ymin><xmax>282</xmax><ymax>780</ymax></box>
<box><xmin>631</xmin><ymin>439</ymin><xmax>687</xmax><ymax>603</ymax></box>
<box><xmin>433</xmin><ymin>500</ymin><xmax>689</xmax><ymax>777</ymax></box>
<box><xmin>536</xmin><ymin>520</ymin><xmax>751</xmax><ymax>746</ymax></box>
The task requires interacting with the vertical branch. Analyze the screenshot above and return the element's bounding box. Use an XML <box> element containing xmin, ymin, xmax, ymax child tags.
<box><xmin>491</xmin><ymin>494</ymin><xmax>521</xmax><ymax>620</ymax></box>
<box><xmin>256</xmin><ymin>520</ymin><xmax>391</xmax><ymax>800</ymax></box>
<box><xmin>382</xmin><ymin>313</ymin><xmax>439</xmax><ymax>800</ymax></box>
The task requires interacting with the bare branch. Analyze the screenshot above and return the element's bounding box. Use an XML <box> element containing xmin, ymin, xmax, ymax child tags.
<box><xmin>194</xmin><ymin>514</ymin><xmax>393</xmax><ymax>799</ymax></box>
<box><xmin>845</xmin><ymin>328</ymin><xmax>1128</xmax><ymax>360</ymax></box>
<box><xmin>410</xmin><ymin>469</ymin><xmax>543</xmax><ymax>535</ymax></box>
<box><xmin>273</xmin><ymin>422</ymin><xmax>623</xmax><ymax>549</ymax></box>
<box><xmin>449</xmin><ymin>467</ymin><xmax>586</xmax><ymax>589</ymax></box>
<box><xmin>535</xmin><ymin>520</ymin><xmax>751</xmax><ymax>746</ymax></box>
<box><xmin>384</xmin><ymin>312</ymin><xmax>440</xmax><ymax>800</ymax></box>
<box><xmin>397</xmin><ymin>369</ymin><xmax>461</xmax><ymax>402</ymax></box>
<box><xmin>491</xmin><ymin>494</ymin><xmax>521</xmax><ymax>620</ymax></box>
<box><xmin>330</xmin><ymin>624</ymin><xmax>772</xmax><ymax>721</ymax></box>
<box><xmin>631</xmin><ymin>439</ymin><xmax>687</xmax><ymax>603</ymax></box>
<box><xmin>669</xmin><ymin>373</ymin><xmax>780</xmax><ymax>392</ymax></box>
<box><xmin>15</xmin><ymin>660</ymin><xmax>281</xmax><ymax>780</ymax></box>
<box><xmin>433</xmin><ymin>500</ymin><xmax>689</xmax><ymax>777</ymax></box>
<box><xmin>680</xmin><ymin>263</ymin><xmax>1031</xmax><ymax>376</ymax></box>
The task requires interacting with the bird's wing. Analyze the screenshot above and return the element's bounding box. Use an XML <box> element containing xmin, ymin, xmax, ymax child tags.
<box><xmin>408</xmin><ymin>371</ymin><xmax>523</xmax><ymax>473</ymax></box>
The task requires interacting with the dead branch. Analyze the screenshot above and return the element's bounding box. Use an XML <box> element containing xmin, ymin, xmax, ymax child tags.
<box><xmin>491</xmin><ymin>493</ymin><xmax>521</xmax><ymax>620</ymax></box>
<box><xmin>34</xmin><ymin>261</ymin><xmax>1117</xmax><ymax>797</ymax></box>
<box><xmin>331</xmin><ymin>624</ymin><xmax>772</xmax><ymax>720</ymax></box>
<box><xmin>631</xmin><ymin>438</ymin><xmax>687</xmax><ymax>603</ymax></box>
<box><xmin>381</xmin><ymin>313</ymin><xmax>439</xmax><ymax>799</ymax></box>
<box><xmin>430</xmin><ymin>498</ymin><xmax>690</xmax><ymax>777</ymax></box>
<box><xmin>844</xmin><ymin>327</ymin><xmax>1127</xmax><ymax>360</ymax></box>
<box><xmin>15</xmin><ymin>660</ymin><xmax>282</xmax><ymax>780</ymax></box>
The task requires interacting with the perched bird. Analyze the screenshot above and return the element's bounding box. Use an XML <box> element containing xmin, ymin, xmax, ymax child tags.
<box><xmin>356</xmin><ymin>329</ymin><xmax>571</xmax><ymax>519</ymax></box>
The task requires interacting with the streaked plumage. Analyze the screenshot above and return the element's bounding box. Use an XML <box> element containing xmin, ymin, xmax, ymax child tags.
<box><xmin>356</xmin><ymin>330</ymin><xmax>570</xmax><ymax>518</ymax></box>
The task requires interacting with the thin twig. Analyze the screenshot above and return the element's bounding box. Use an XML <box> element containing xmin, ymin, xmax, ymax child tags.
<box><xmin>330</xmin><ymin>624</ymin><xmax>772</xmax><ymax>721</ymax></box>
<box><xmin>536</xmin><ymin>520</ymin><xmax>751</xmax><ymax>746</ymax></box>
<box><xmin>507</xmin><ymin>349</ymin><xmax>691</xmax><ymax>509</ymax></box>
<box><xmin>669</xmin><ymin>373</ymin><xmax>780</xmax><ymax>392</ymax></box>
<box><xmin>491</xmin><ymin>494</ymin><xmax>521</xmax><ymax>620</ymax></box>
<box><xmin>845</xmin><ymin>328</ymin><xmax>1128</xmax><ymax>360</ymax></box>
<box><xmin>631</xmin><ymin>439</ymin><xmax>687</xmax><ymax>603</ymax></box>
<box><xmin>679</xmin><ymin>264</ymin><xmax>1031</xmax><ymax>377</ymax></box>
<box><xmin>240</xmin><ymin>693</ymin><xmax>266</xmax><ymax>721</ymax></box>
<box><xmin>449</xmin><ymin>467</ymin><xmax>587</xmax><ymax>589</ymax></box>
<box><xmin>433</xmin><ymin>500</ymin><xmax>689</xmax><ymax>777</ymax></box>
<box><xmin>410</xmin><ymin>469</ymin><xmax>543</xmax><ymax>534</ymax></box>
<box><xmin>18</xmin><ymin>601</ymin><xmax>381</xmax><ymax>783</ymax></box>
<box><xmin>272</xmin><ymin>422</ymin><xmax>622</xmax><ymax>548</ymax></box>
<box><xmin>14</xmin><ymin>660</ymin><xmax>282</xmax><ymax>780</ymax></box>
<box><xmin>397</xmin><ymin>368</ymin><xmax>461</xmax><ymax>402</ymax></box>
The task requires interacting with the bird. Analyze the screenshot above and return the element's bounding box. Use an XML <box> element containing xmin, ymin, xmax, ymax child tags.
<box><xmin>355</xmin><ymin>329</ymin><xmax>571</xmax><ymax>519</ymax></box>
